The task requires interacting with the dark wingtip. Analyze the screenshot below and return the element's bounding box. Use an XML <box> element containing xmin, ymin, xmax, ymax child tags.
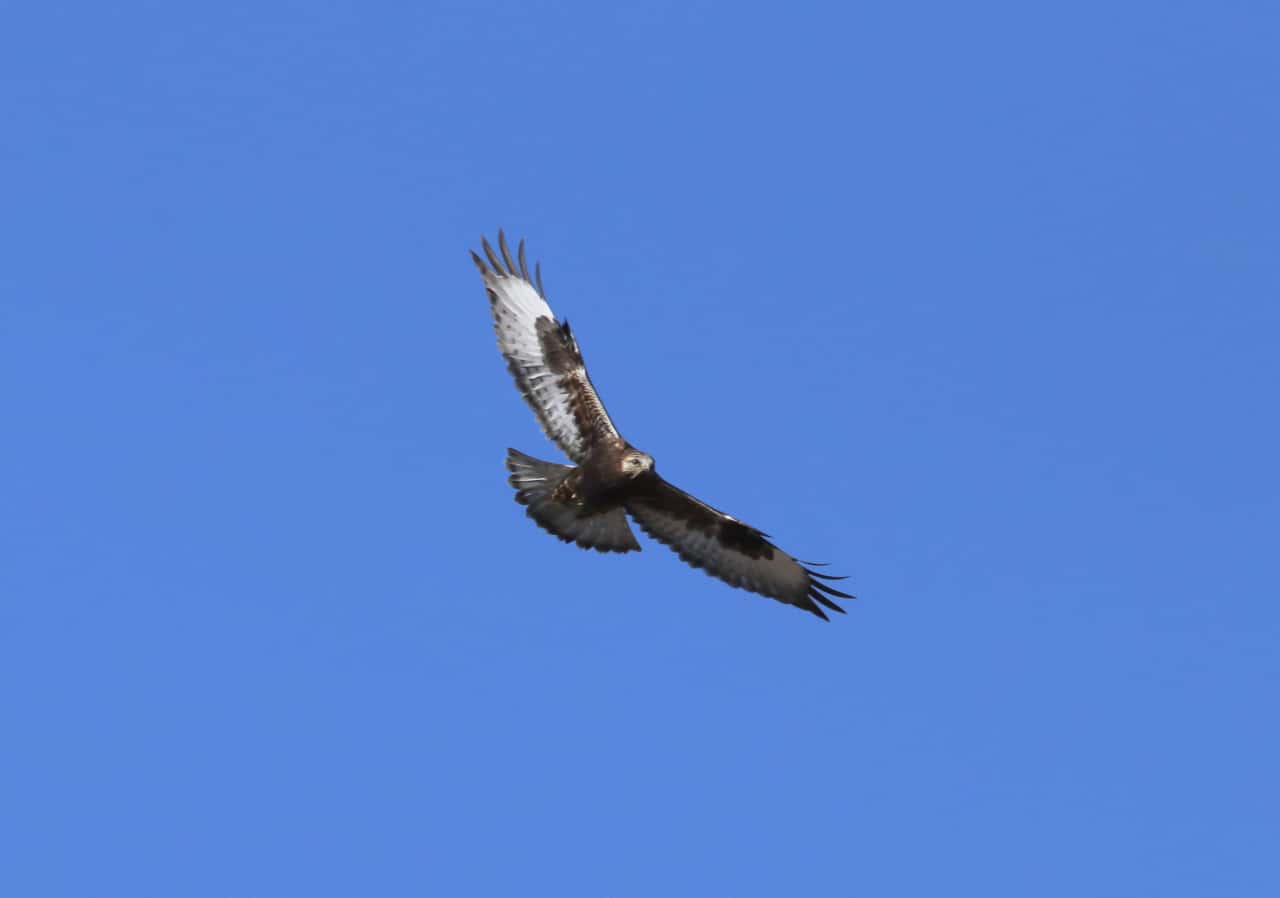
<box><xmin>803</xmin><ymin>600</ymin><xmax>831</xmax><ymax>621</ymax></box>
<box><xmin>803</xmin><ymin>562</ymin><xmax>855</xmax><ymax>598</ymax></box>
<box><xmin>481</xmin><ymin>234</ymin><xmax>504</xmax><ymax>273</ymax></box>
<box><xmin>811</xmin><ymin>578</ymin><xmax>855</xmax><ymax>600</ymax></box>
<box><xmin>809</xmin><ymin>589</ymin><xmax>848</xmax><ymax>614</ymax></box>
<box><xmin>498</xmin><ymin>229</ymin><xmax>518</xmax><ymax>275</ymax></box>
<box><xmin>799</xmin><ymin>560</ymin><xmax>855</xmax><ymax>617</ymax></box>
<box><xmin>517</xmin><ymin>238</ymin><xmax>531</xmax><ymax>281</ymax></box>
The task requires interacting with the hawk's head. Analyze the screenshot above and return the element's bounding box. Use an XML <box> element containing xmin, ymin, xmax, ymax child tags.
<box><xmin>621</xmin><ymin>450</ymin><xmax>655</xmax><ymax>478</ymax></box>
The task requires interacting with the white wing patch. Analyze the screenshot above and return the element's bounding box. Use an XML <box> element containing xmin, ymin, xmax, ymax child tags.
<box><xmin>473</xmin><ymin>232</ymin><xmax>620</xmax><ymax>463</ymax></box>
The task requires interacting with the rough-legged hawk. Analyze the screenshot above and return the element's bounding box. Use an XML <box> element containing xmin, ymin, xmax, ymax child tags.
<box><xmin>472</xmin><ymin>231</ymin><xmax>853</xmax><ymax>620</ymax></box>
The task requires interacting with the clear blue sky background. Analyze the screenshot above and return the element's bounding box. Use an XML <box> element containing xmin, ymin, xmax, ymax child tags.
<box><xmin>4</xmin><ymin>2</ymin><xmax>1278</xmax><ymax>895</ymax></box>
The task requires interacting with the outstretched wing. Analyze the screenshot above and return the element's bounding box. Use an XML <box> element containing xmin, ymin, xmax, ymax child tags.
<box><xmin>625</xmin><ymin>477</ymin><xmax>853</xmax><ymax>620</ymax></box>
<box><xmin>472</xmin><ymin>231</ymin><xmax>621</xmax><ymax>463</ymax></box>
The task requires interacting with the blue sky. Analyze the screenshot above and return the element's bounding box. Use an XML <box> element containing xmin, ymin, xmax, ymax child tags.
<box><xmin>4</xmin><ymin>1</ymin><xmax>1278</xmax><ymax>895</ymax></box>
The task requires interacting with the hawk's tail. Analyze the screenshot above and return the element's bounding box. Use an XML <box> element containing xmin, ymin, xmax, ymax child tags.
<box><xmin>505</xmin><ymin>449</ymin><xmax>640</xmax><ymax>554</ymax></box>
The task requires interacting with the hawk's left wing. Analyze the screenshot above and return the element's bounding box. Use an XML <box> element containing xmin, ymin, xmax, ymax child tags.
<box><xmin>472</xmin><ymin>232</ymin><xmax>621</xmax><ymax>464</ymax></box>
<box><xmin>625</xmin><ymin>477</ymin><xmax>853</xmax><ymax>620</ymax></box>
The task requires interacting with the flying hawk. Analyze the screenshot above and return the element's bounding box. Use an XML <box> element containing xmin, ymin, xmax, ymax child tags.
<box><xmin>473</xmin><ymin>231</ymin><xmax>853</xmax><ymax>620</ymax></box>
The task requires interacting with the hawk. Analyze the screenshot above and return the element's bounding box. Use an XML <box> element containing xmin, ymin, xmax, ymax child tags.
<box><xmin>473</xmin><ymin>231</ymin><xmax>853</xmax><ymax>620</ymax></box>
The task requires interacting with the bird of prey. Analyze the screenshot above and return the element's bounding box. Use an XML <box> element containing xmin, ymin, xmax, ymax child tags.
<box><xmin>472</xmin><ymin>231</ymin><xmax>853</xmax><ymax>619</ymax></box>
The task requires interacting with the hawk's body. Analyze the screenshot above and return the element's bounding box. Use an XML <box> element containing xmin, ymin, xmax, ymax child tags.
<box><xmin>473</xmin><ymin>232</ymin><xmax>852</xmax><ymax>619</ymax></box>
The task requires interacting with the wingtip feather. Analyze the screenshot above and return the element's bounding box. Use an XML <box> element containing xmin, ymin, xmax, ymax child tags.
<box><xmin>811</xmin><ymin>579</ymin><xmax>855</xmax><ymax>600</ymax></box>
<box><xmin>805</xmin><ymin>600</ymin><xmax>831</xmax><ymax>621</ymax></box>
<box><xmin>498</xmin><ymin>230</ymin><xmax>518</xmax><ymax>275</ymax></box>
<box><xmin>809</xmin><ymin>589</ymin><xmax>848</xmax><ymax>614</ymax></box>
<box><xmin>482</xmin><ymin>235</ymin><xmax>503</xmax><ymax>272</ymax></box>
<box><xmin>518</xmin><ymin>238</ymin><xmax>531</xmax><ymax>281</ymax></box>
